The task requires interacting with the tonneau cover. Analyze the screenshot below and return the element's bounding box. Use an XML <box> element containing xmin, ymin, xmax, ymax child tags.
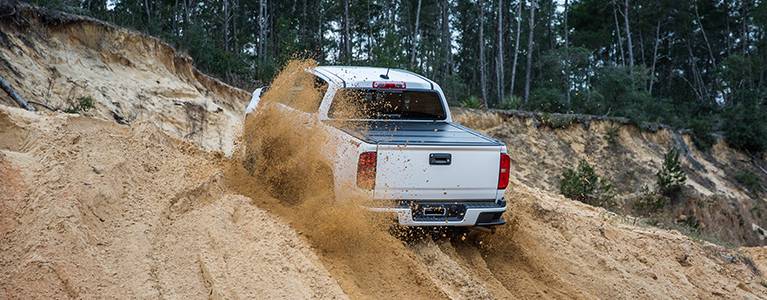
<box><xmin>333</xmin><ymin>121</ymin><xmax>501</xmax><ymax>146</ymax></box>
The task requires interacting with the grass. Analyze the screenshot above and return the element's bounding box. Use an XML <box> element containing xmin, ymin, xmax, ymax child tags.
<box><xmin>665</xmin><ymin>220</ymin><xmax>737</xmax><ymax>249</ymax></box>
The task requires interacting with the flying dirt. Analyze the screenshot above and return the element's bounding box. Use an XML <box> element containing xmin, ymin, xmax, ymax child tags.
<box><xmin>1</xmin><ymin>5</ymin><xmax>766</xmax><ymax>299</ymax></box>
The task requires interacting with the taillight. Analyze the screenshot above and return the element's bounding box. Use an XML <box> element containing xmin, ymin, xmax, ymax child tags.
<box><xmin>498</xmin><ymin>153</ymin><xmax>511</xmax><ymax>189</ymax></box>
<box><xmin>372</xmin><ymin>81</ymin><xmax>406</xmax><ymax>89</ymax></box>
<box><xmin>357</xmin><ymin>151</ymin><xmax>377</xmax><ymax>189</ymax></box>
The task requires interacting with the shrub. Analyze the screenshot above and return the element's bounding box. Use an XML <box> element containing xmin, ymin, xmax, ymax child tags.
<box><xmin>632</xmin><ymin>186</ymin><xmax>668</xmax><ymax>214</ymax></box>
<box><xmin>604</xmin><ymin>126</ymin><xmax>620</xmax><ymax>147</ymax></box>
<box><xmin>528</xmin><ymin>87</ymin><xmax>567</xmax><ymax>113</ymax></box>
<box><xmin>78</xmin><ymin>96</ymin><xmax>95</xmax><ymax>111</ymax></box>
<box><xmin>688</xmin><ymin>117</ymin><xmax>716</xmax><ymax>151</ymax></box>
<box><xmin>735</xmin><ymin>170</ymin><xmax>764</xmax><ymax>195</ymax></box>
<box><xmin>539</xmin><ymin>112</ymin><xmax>575</xmax><ymax>129</ymax></box>
<box><xmin>65</xmin><ymin>96</ymin><xmax>95</xmax><ymax>113</ymax></box>
<box><xmin>560</xmin><ymin>160</ymin><xmax>616</xmax><ymax>209</ymax></box>
<box><xmin>497</xmin><ymin>95</ymin><xmax>522</xmax><ymax>110</ymax></box>
<box><xmin>460</xmin><ymin>96</ymin><xmax>482</xmax><ymax>109</ymax></box>
<box><xmin>657</xmin><ymin>148</ymin><xmax>686</xmax><ymax>197</ymax></box>
<box><xmin>677</xmin><ymin>214</ymin><xmax>700</xmax><ymax>230</ymax></box>
<box><xmin>722</xmin><ymin>102</ymin><xmax>767</xmax><ymax>153</ymax></box>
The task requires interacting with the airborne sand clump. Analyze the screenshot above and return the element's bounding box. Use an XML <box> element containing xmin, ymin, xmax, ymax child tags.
<box><xmin>1</xmin><ymin>6</ymin><xmax>766</xmax><ymax>299</ymax></box>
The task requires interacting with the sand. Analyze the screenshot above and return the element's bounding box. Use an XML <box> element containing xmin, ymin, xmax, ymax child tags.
<box><xmin>1</xmin><ymin>5</ymin><xmax>765</xmax><ymax>299</ymax></box>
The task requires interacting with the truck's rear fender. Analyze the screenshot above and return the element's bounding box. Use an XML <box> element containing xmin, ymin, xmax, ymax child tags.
<box><xmin>321</xmin><ymin>124</ymin><xmax>376</xmax><ymax>200</ymax></box>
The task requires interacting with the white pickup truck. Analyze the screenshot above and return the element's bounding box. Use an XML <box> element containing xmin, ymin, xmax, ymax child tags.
<box><xmin>247</xmin><ymin>66</ymin><xmax>509</xmax><ymax>228</ymax></box>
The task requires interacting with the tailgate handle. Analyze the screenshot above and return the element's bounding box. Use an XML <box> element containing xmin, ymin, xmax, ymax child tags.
<box><xmin>429</xmin><ymin>153</ymin><xmax>452</xmax><ymax>165</ymax></box>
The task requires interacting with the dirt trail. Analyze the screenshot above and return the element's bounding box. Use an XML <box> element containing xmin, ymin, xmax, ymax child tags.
<box><xmin>1</xmin><ymin>5</ymin><xmax>766</xmax><ymax>299</ymax></box>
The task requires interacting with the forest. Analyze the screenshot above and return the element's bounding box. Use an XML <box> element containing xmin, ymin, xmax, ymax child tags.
<box><xmin>31</xmin><ymin>0</ymin><xmax>767</xmax><ymax>154</ymax></box>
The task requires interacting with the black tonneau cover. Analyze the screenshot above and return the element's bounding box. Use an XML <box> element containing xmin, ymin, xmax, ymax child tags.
<box><xmin>333</xmin><ymin>121</ymin><xmax>502</xmax><ymax>146</ymax></box>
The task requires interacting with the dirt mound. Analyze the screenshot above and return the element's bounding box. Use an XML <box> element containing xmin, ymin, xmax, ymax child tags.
<box><xmin>481</xmin><ymin>184</ymin><xmax>766</xmax><ymax>298</ymax></box>
<box><xmin>454</xmin><ymin>108</ymin><xmax>767</xmax><ymax>247</ymax></box>
<box><xmin>0</xmin><ymin>5</ymin><xmax>249</xmax><ymax>155</ymax></box>
<box><xmin>0</xmin><ymin>106</ymin><xmax>345</xmax><ymax>298</ymax></box>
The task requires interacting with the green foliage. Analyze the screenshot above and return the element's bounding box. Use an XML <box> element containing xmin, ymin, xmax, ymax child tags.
<box><xmin>64</xmin><ymin>96</ymin><xmax>95</xmax><ymax>113</ymax></box>
<box><xmin>688</xmin><ymin>117</ymin><xmax>716</xmax><ymax>151</ymax></box>
<box><xmin>560</xmin><ymin>160</ymin><xmax>616</xmax><ymax>209</ymax></box>
<box><xmin>528</xmin><ymin>88</ymin><xmax>567</xmax><ymax>113</ymax></box>
<box><xmin>497</xmin><ymin>95</ymin><xmax>522</xmax><ymax>110</ymax></box>
<box><xmin>657</xmin><ymin>148</ymin><xmax>687</xmax><ymax>197</ymax></box>
<box><xmin>604</xmin><ymin>126</ymin><xmax>620</xmax><ymax>147</ymax></box>
<box><xmin>539</xmin><ymin>113</ymin><xmax>575</xmax><ymax>129</ymax></box>
<box><xmin>459</xmin><ymin>96</ymin><xmax>482</xmax><ymax>109</ymax></box>
<box><xmin>735</xmin><ymin>171</ymin><xmax>764</xmax><ymax>195</ymax></box>
<box><xmin>722</xmin><ymin>101</ymin><xmax>767</xmax><ymax>154</ymax></box>
<box><xmin>632</xmin><ymin>186</ymin><xmax>668</xmax><ymax>214</ymax></box>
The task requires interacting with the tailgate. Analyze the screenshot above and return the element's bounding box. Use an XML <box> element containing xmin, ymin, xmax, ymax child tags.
<box><xmin>375</xmin><ymin>145</ymin><xmax>502</xmax><ymax>200</ymax></box>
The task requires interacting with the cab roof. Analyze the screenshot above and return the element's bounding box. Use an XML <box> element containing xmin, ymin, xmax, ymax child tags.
<box><xmin>312</xmin><ymin>66</ymin><xmax>436</xmax><ymax>90</ymax></box>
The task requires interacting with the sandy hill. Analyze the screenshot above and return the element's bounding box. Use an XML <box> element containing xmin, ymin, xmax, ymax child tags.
<box><xmin>454</xmin><ymin>109</ymin><xmax>767</xmax><ymax>247</ymax></box>
<box><xmin>1</xmin><ymin>4</ymin><xmax>766</xmax><ymax>299</ymax></box>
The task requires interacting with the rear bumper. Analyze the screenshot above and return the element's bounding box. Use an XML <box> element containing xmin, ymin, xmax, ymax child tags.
<box><xmin>367</xmin><ymin>199</ymin><xmax>507</xmax><ymax>227</ymax></box>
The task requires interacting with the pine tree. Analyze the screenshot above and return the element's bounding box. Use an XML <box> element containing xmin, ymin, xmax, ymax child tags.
<box><xmin>657</xmin><ymin>148</ymin><xmax>687</xmax><ymax>197</ymax></box>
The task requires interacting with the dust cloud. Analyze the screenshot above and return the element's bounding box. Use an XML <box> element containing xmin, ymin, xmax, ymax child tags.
<box><xmin>224</xmin><ymin>59</ymin><xmax>451</xmax><ymax>298</ymax></box>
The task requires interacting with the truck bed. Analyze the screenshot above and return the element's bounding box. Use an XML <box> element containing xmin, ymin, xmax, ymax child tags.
<box><xmin>333</xmin><ymin>121</ymin><xmax>502</xmax><ymax>146</ymax></box>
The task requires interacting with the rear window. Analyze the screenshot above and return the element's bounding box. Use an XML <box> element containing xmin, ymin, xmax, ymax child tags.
<box><xmin>328</xmin><ymin>89</ymin><xmax>446</xmax><ymax>120</ymax></box>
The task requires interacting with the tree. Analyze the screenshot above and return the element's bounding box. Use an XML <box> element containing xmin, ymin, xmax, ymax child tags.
<box><xmin>410</xmin><ymin>0</ymin><xmax>422</xmax><ymax>68</ymax></box>
<box><xmin>563</xmin><ymin>0</ymin><xmax>570</xmax><ymax>107</ymax></box>
<box><xmin>509</xmin><ymin>0</ymin><xmax>522</xmax><ymax>97</ymax></box>
<box><xmin>657</xmin><ymin>148</ymin><xmax>687</xmax><ymax>197</ymax></box>
<box><xmin>496</xmin><ymin>0</ymin><xmax>504</xmax><ymax>104</ymax></box>
<box><xmin>440</xmin><ymin>0</ymin><xmax>451</xmax><ymax>81</ymax></box>
<box><xmin>523</xmin><ymin>0</ymin><xmax>536</xmax><ymax>105</ymax></box>
<box><xmin>258</xmin><ymin>0</ymin><xmax>268</xmax><ymax>63</ymax></box>
<box><xmin>622</xmin><ymin>0</ymin><xmax>634</xmax><ymax>71</ymax></box>
<box><xmin>343</xmin><ymin>0</ymin><xmax>352</xmax><ymax>63</ymax></box>
<box><xmin>479</xmin><ymin>0</ymin><xmax>489</xmax><ymax>108</ymax></box>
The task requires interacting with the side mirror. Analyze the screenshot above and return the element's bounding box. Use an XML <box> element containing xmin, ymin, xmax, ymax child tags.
<box><xmin>245</xmin><ymin>85</ymin><xmax>269</xmax><ymax>114</ymax></box>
